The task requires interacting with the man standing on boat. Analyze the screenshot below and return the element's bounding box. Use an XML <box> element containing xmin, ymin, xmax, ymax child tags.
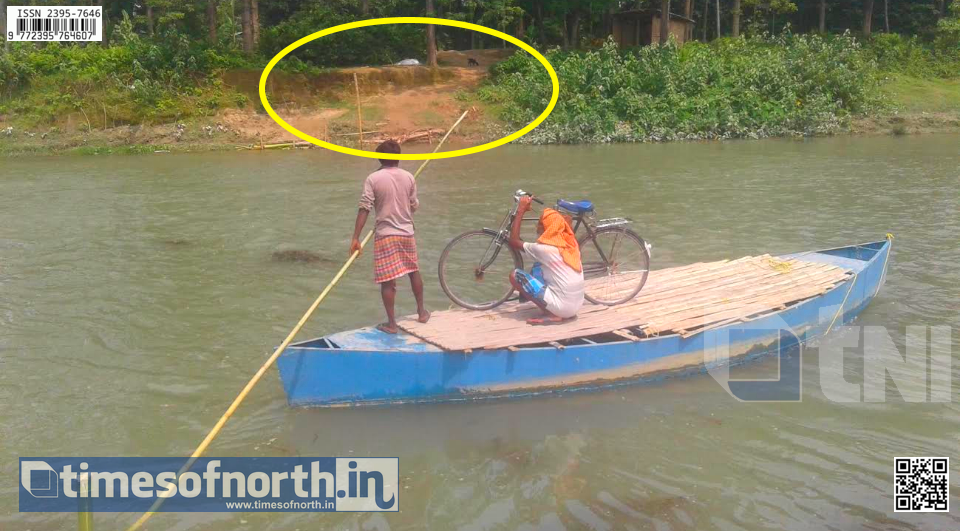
<box><xmin>508</xmin><ymin>196</ymin><xmax>585</xmax><ymax>325</ymax></box>
<box><xmin>349</xmin><ymin>140</ymin><xmax>430</xmax><ymax>334</ymax></box>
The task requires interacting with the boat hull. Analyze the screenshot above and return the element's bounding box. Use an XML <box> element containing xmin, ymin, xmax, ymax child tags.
<box><xmin>277</xmin><ymin>240</ymin><xmax>890</xmax><ymax>407</ymax></box>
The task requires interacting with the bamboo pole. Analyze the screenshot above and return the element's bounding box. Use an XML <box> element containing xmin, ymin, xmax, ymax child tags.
<box><xmin>337</xmin><ymin>131</ymin><xmax>382</xmax><ymax>136</ymax></box>
<box><xmin>78</xmin><ymin>473</ymin><xmax>93</xmax><ymax>531</ymax></box>
<box><xmin>123</xmin><ymin>109</ymin><xmax>469</xmax><ymax>531</ymax></box>
<box><xmin>354</xmin><ymin>73</ymin><xmax>363</xmax><ymax>148</ymax></box>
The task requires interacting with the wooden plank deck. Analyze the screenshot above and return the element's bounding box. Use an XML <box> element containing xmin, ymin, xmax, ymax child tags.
<box><xmin>398</xmin><ymin>255</ymin><xmax>852</xmax><ymax>351</ymax></box>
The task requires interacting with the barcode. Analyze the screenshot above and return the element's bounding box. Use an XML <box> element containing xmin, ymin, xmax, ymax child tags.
<box><xmin>16</xmin><ymin>18</ymin><xmax>97</xmax><ymax>34</ymax></box>
<box><xmin>6</xmin><ymin>6</ymin><xmax>102</xmax><ymax>41</ymax></box>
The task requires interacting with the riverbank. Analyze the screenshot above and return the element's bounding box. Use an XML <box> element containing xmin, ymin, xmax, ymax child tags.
<box><xmin>0</xmin><ymin>49</ymin><xmax>508</xmax><ymax>157</ymax></box>
<box><xmin>2</xmin><ymin>83</ymin><xmax>956</xmax><ymax>157</ymax></box>
<box><xmin>0</xmin><ymin>69</ymin><xmax>495</xmax><ymax>157</ymax></box>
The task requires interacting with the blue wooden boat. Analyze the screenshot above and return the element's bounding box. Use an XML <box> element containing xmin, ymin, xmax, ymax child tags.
<box><xmin>277</xmin><ymin>239</ymin><xmax>891</xmax><ymax>407</ymax></box>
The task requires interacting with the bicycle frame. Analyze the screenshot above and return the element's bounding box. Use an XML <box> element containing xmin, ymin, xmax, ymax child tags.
<box><xmin>569</xmin><ymin>211</ymin><xmax>628</xmax><ymax>276</ymax></box>
<box><xmin>475</xmin><ymin>190</ymin><xmax>633</xmax><ymax>277</ymax></box>
<box><xmin>475</xmin><ymin>197</ymin><xmax>525</xmax><ymax>275</ymax></box>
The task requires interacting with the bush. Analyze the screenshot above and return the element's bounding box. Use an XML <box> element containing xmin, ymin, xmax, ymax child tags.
<box><xmin>935</xmin><ymin>1</ymin><xmax>960</xmax><ymax>55</ymax></box>
<box><xmin>866</xmin><ymin>32</ymin><xmax>960</xmax><ymax>78</ymax></box>
<box><xmin>482</xmin><ymin>32</ymin><xmax>881</xmax><ymax>144</ymax></box>
<box><xmin>0</xmin><ymin>12</ymin><xmax>254</xmax><ymax>126</ymax></box>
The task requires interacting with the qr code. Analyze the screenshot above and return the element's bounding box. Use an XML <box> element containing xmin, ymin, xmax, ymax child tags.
<box><xmin>894</xmin><ymin>457</ymin><xmax>949</xmax><ymax>512</ymax></box>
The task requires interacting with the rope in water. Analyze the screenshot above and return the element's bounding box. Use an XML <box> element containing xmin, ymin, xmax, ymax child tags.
<box><xmin>823</xmin><ymin>233</ymin><xmax>893</xmax><ymax>335</ymax></box>
<box><xmin>124</xmin><ymin>110</ymin><xmax>469</xmax><ymax>531</ymax></box>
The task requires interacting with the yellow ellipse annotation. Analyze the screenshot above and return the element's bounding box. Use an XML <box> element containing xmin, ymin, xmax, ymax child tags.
<box><xmin>258</xmin><ymin>17</ymin><xmax>559</xmax><ymax>160</ymax></box>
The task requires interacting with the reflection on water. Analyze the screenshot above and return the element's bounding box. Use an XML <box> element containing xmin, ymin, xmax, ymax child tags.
<box><xmin>1</xmin><ymin>134</ymin><xmax>959</xmax><ymax>530</ymax></box>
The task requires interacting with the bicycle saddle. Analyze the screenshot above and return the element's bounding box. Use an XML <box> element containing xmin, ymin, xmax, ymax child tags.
<box><xmin>556</xmin><ymin>200</ymin><xmax>594</xmax><ymax>213</ymax></box>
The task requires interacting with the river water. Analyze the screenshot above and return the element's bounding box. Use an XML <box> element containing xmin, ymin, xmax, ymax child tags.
<box><xmin>2</xmin><ymin>134</ymin><xmax>959</xmax><ymax>530</ymax></box>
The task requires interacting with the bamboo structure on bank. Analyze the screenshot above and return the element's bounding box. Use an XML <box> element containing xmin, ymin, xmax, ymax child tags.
<box><xmin>354</xmin><ymin>72</ymin><xmax>364</xmax><ymax>148</ymax></box>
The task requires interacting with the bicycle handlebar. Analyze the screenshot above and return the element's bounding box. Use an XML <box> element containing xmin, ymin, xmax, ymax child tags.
<box><xmin>514</xmin><ymin>189</ymin><xmax>545</xmax><ymax>205</ymax></box>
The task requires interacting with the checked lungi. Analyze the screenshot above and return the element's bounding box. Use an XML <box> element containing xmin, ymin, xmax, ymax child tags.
<box><xmin>373</xmin><ymin>235</ymin><xmax>419</xmax><ymax>284</ymax></box>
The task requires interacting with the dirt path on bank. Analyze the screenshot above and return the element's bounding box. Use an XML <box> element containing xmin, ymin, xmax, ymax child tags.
<box><xmin>198</xmin><ymin>66</ymin><xmax>489</xmax><ymax>146</ymax></box>
<box><xmin>0</xmin><ymin>49</ymin><xmax>511</xmax><ymax>154</ymax></box>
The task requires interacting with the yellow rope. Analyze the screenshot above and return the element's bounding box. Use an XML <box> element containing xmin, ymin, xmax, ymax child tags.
<box><xmin>824</xmin><ymin>271</ymin><xmax>857</xmax><ymax>335</ymax></box>
<box><xmin>824</xmin><ymin>234</ymin><xmax>893</xmax><ymax>335</ymax></box>
<box><xmin>763</xmin><ymin>257</ymin><xmax>793</xmax><ymax>273</ymax></box>
<box><xmin>124</xmin><ymin>110</ymin><xmax>469</xmax><ymax>531</ymax></box>
<box><xmin>874</xmin><ymin>233</ymin><xmax>894</xmax><ymax>298</ymax></box>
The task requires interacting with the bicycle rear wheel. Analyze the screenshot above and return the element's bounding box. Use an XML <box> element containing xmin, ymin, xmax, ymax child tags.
<box><xmin>579</xmin><ymin>227</ymin><xmax>650</xmax><ymax>305</ymax></box>
<box><xmin>439</xmin><ymin>229</ymin><xmax>523</xmax><ymax>311</ymax></box>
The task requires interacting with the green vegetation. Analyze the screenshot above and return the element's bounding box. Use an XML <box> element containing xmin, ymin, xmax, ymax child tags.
<box><xmin>483</xmin><ymin>33</ymin><xmax>882</xmax><ymax>143</ymax></box>
<box><xmin>261</xmin><ymin>3</ymin><xmax>426</xmax><ymax>70</ymax></box>
<box><xmin>881</xmin><ymin>73</ymin><xmax>960</xmax><ymax>111</ymax></box>
<box><xmin>0</xmin><ymin>15</ymin><xmax>254</xmax><ymax>127</ymax></box>
<box><xmin>0</xmin><ymin>0</ymin><xmax>958</xmax><ymax>149</ymax></box>
<box><xmin>474</xmin><ymin>0</ymin><xmax>960</xmax><ymax>144</ymax></box>
<box><xmin>867</xmin><ymin>32</ymin><xmax>960</xmax><ymax>78</ymax></box>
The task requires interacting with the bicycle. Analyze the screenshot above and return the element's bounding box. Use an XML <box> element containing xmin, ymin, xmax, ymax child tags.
<box><xmin>438</xmin><ymin>190</ymin><xmax>651</xmax><ymax>311</ymax></box>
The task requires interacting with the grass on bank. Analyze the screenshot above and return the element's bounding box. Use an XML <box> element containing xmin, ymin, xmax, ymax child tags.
<box><xmin>882</xmin><ymin>74</ymin><xmax>960</xmax><ymax>113</ymax></box>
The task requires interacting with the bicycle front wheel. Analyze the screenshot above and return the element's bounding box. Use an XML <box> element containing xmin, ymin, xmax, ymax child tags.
<box><xmin>439</xmin><ymin>229</ymin><xmax>523</xmax><ymax>311</ymax></box>
<box><xmin>579</xmin><ymin>227</ymin><xmax>650</xmax><ymax>306</ymax></box>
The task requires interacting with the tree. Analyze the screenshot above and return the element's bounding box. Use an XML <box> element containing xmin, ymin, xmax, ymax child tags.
<box><xmin>702</xmin><ymin>0</ymin><xmax>709</xmax><ymax>40</ymax></box>
<box><xmin>863</xmin><ymin>0</ymin><xmax>874</xmax><ymax>35</ymax></box>
<box><xmin>426</xmin><ymin>0</ymin><xmax>437</xmax><ymax>66</ymax></box>
<box><xmin>743</xmin><ymin>0</ymin><xmax>796</xmax><ymax>35</ymax></box>
<box><xmin>715</xmin><ymin>0</ymin><xmax>720</xmax><ymax>38</ymax></box>
<box><xmin>252</xmin><ymin>0</ymin><xmax>259</xmax><ymax>46</ymax></box>
<box><xmin>819</xmin><ymin>0</ymin><xmax>827</xmax><ymax>32</ymax></box>
<box><xmin>241</xmin><ymin>0</ymin><xmax>254</xmax><ymax>53</ymax></box>
<box><xmin>660</xmin><ymin>0</ymin><xmax>670</xmax><ymax>44</ymax></box>
<box><xmin>936</xmin><ymin>0</ymin><xmax>960</xmax><ymax>47</ymax></box>
<box><xmin>0</xmin><ymin>0</ymin><xmax>8</xmax><ymax>55</ymax></box>
<box><xmin>884</xmin><ymin>0</ymin><xmax>889</xmax><ymax>32</ymax></box>
<box><xmin>566</xmin><ymin>10</ymin><xmax>582</xmax><ymax>47</ymax></box>
<box><xmin>146</xmin><ymin>1</ymin><xmax>155</xmax><ymax>36</ymax></box>
<box><xmin>474</xmin><ymin>0</ymin><xmax>524</xmax><ymax>46</ymax></box>
<box><xmin>733</xmin><ymin>0</ymin><xmax>741</xmax><ymax>36</ymax></box>
<box><xmin>660</xmin><ymin>0</ymin><xmax>671</xmax><ymax>43</ymax></box>
<box><xmin>206</xmin><ymin>0</ymin><xmax>217</xmax><ymax>45</ymax></box>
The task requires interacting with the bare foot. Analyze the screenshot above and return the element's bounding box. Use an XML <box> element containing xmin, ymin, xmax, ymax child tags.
<box><xmin>377</xmin><ymin>323</ymin><xmax>399</xmax><ymax>334</ymax></box>
<box><xmin>417</xmin><ymin>310</ymin><xmax>431</xmax><ymax>324</ymax></box>
<box><xmin>527</xmin><ymin>315</ymin><xmax>570</xmax><ymax>326</ymax></box>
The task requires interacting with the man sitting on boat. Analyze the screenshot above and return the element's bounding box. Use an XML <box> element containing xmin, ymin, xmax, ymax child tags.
<box><xmin>349</xmin><ymin>140</ymin><xmax>430</xmax><ymax>334</ymax></box>
<box><xmin>508</xmin><ymin>196</ymin><xmax>585</xmax><ymax>325</ymax></box>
